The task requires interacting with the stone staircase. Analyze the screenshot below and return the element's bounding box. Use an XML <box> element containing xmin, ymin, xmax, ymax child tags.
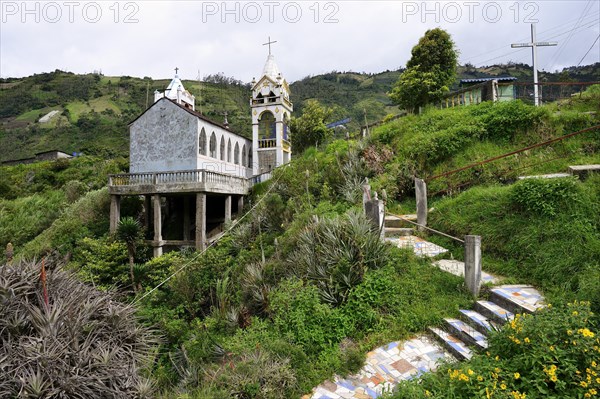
<box><xmin>305</xmin><ymin>218</ymin><xmax>545</xmax><ymax>399</ymax></box>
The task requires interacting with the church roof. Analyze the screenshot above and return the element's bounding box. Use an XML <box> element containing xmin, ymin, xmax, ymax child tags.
<box><xmin>262</xmin><ymin>54</ymin><xmax>281</xmax><ymax>81</ymax></box>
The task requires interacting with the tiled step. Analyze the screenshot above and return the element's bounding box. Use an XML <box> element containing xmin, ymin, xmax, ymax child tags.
<box><xmin>384</xmin><ymin>227</ymin><xmax>413</xmax><ymax>237</ymax></box>
<box><xmin>384</xmin><ymin>215</ymin><xmax>417</xmax><ymax>228</ymax></box>
<box><xmin>386</xmin><ymin>236</ymin><xmax>448</xmax><ymax>258</ymax></box>
<box><xmin>429</xmin><ymin>327</ymin><xmax>473</xmax><ymax>361</ymax></box>
<box><xmin>444</xmin><ymin>318</ymin><xmax>488</xmax><ymax>350</ymax></box>
<box><xmin>459</xmin><ymin>309</ymin><xmax>499</xmax><ymax>337</ymax></box>
<box><xmin>474</xmin><ymin>300</ymin><xmax>514</xmax><ymax>325</ymax></box>
<box><xmin>432</xmin><ymin>260</ymin><xmax>501</xmax><ymax>284</ymax></box>
<box><xmin>489</xmin><ymin>285</ymin><xmax>545</xmax><ymax>315</ymax></box>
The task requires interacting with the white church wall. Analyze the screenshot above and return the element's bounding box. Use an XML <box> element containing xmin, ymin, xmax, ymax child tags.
<box><xmin>130</xmin><ymin>99</ymin><xmax>198</xmax><ymax>173</ymax></box>
<box><xmin>196</xmin><ymin>120</ymin><xmax>253</xmax><ymax>178</ymax></box>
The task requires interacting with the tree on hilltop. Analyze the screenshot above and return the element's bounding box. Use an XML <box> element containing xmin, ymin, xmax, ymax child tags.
<box><xmin>390</xmin><ymin>28</ymin><xmax>458</xmax><ymax>113</ymax></box>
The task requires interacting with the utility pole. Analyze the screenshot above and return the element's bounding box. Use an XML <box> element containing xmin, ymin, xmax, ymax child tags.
<box><xmin>511</xmin><ymin>24</ymin><xmax>557</xmax><ymax>106</ymax></box>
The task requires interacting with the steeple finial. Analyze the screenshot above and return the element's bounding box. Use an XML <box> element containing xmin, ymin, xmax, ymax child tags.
<box><xmin>175</xmin><ymin>67</ymin><xmax>179</xmax><ymax>75</ymax></box>
<box><xmin>262</xmin><ymin>36</ymin><xmax>277</xmax><ymax>56</ymax></box>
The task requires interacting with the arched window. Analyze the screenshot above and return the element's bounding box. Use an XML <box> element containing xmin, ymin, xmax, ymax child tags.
<box><xmin>241</xmin><ymin>144</ymin><xmax>247</xmax><ymax>167</ymax></box>
<box><xmin>220</xmin><ymin>136</ymin><xmax>225</xmax><ymax>161</ymax></box>
<box><xmin>209</xmin><ymin>132</ymin><xmax>217</xmax><ymax>158</ymax></box>
<box><xmin>227</xmin><ymin>139</ymin><xmax>232</xmax><ymax>163</ymax></box>
<box><xmin>259</xmin><ymin>111</ymin><xmax>276</xmax><ymax>139</ymax></box>
<box><xmin>248</xmin><ymin>146</ymin><xmax>253</xmax><ymax>168</ymax></box>
<box><xmin>234</xmin><ymin>143</ymin><xmax>240</xmax><ymax>165</ymax></box>
<box><xmin>199</xmin><ymin>128</ymin><xmax>207</xmax><ymax>156</ymax></box>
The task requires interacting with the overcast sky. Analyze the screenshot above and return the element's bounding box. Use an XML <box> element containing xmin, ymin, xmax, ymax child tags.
<box><xmin>1</xmin><ymin>1</ymin><xmax>599</xmax><ymax>82</ymax></box>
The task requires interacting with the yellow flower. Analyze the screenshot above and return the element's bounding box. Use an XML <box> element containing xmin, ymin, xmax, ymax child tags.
<box><xmin>459</xmin><ymin>373</ymin><xmax>469</xmax><ymax>382</ymax></box>
<box><xmin>573</xmin><ymin>311</ymin><xmax>579</xmax><ymax>316</ymax></box>
<box><xmin>567</xmin><ymin>330</ymin><xmax>573</xmax><ymax>336</ymax></box>
<box><xmin>514</xmin><ymin>372</ymin><xmax>521</xmax><ymax>379</ymax></box>
<box><xmin>468</xmin><ymin>369</ymin><xmax>474</xmax><ymax>375</ymax></box>
<box><xmin>589</xmin><ymin>388</ymin><xmax>597</xmax><ymax>395</ymax></box>
<box><xmin>580</xmin><ymin>381</ymin><xmax>588</xmax><ymax>388</ymax></box>
<box><xmin>477</xmin><ymin>376</ymin><xmax>484</xmax><ymax>382</ymax></box>
<box><xmin>524</xmin><ymin>337</ymin><xmax>530</xmax><ymax>344</ymax></box>
<box><xmin>550</xmin><ymin>375</ymin><xmax>558</xmax><ymax>382</ymax></box>
<box><xmin>501</xmin><ymin>383</ymin><xmax>507</xmax><ymax>390</ymax></box>
<box><xmin>425</xmin><ymin>390</ymin><xmax>432</xmax><ymax>397</ymax></box>
<box><xmin>549</xmin><ymin>345</ymin><xmax>555</xmax><ymax>351</ymax></box>
<box><xmin>592</xmin><ymin>361</ymin><xmax>597</xmax><ymax>367</ymax></box>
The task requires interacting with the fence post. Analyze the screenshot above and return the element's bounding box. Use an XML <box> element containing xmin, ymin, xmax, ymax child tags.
<box><xmin>415</xmin><ymin>178</ymin><xmax>427</xmax><ymax>232</ymax></box>
<box><xmin>464</xmin><ymin>235</ymin><xmax>482</xmax><ymax>297</ymax></box>
<box><xmin>364</xmin><ymin>196</ymin><xmax>385</xmax><ymax>240</ymax></box>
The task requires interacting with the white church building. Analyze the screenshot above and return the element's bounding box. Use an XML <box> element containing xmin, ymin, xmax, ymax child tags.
<box><xmin>108</xmin><ymin>49</ymin><xmax>292</xmax><ymax>256</ymax></box>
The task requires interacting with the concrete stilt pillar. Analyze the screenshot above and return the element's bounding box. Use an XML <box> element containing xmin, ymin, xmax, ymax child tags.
<box><xmin>415</xmin><ymin>178</ymin><xmax>428</xmax><ymax>232</ymax></box>
<box><xmin>464</xmin><ymin>235</ymin><xmax>482</xmax><ymax>297</ymax></box>
<box><xmin>109</xmin><ymin>195</ymin><xmax>121</xmax><ymax>234</ymax></box>
<box><xmin>196</xmin><ymin>193</ymin><xmax>206</xmax><ymax>251</ymax></box>
<box><xmin>153</xmin><ymin>194</ymin><xmax>163</xmax><ymax>257</ymax></box>
<box><xmin>183</xmin><ymin>196</ymin><xmax>190</xmax><ymax>241</ymax></box>
<box><xmin>224</xmin><ymin>195</ymin><xmax>232</xmax><ymax>223</ymax></box>
<box><xmin>237</xmin><ymin>196</ymin><xmax>244</xmax><ymax>216</ymax></box>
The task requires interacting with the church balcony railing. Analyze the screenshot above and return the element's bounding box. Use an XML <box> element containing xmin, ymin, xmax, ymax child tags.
<box><xmin>108</xmin><ymin>169</ymin><xmax>252</xmax><ymax>195</ymax></box>
<box><xmin>258</xmin><ymin>139</ymin><xmax>277</xmax><ymax>149</ymax></box>
<box><xmin>251</xmin><ymin>96</ymin><xmax>280</xmax><ymax>105</ymax></box>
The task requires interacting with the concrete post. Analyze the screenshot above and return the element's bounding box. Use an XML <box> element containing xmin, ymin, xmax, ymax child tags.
<box><xmin>152</xmin><ymin>194</ymin><xmax>163</xmax><ymax>257</ymax></box>
<box><xmin>109</xmin><ymin>195</ymin><xmax>121</xmax><ymax>234</ymax></box>
<box><xmin>196</xmin><ymin>193</ymin><xmax>206</xmax><ymax>251</ymax></box>
<box><xmin>365</xmin><ymin>198</ymin><xmax>385</xmax><ymax>239</ymax></box>
<box><xmin>237</xmin><ymin>196</ymin><xmax>244</xmax><ymax>216</ymax></box>
<box><xmin>362</xmin><ymin>181</ymin><xmax>371</xmax><ymax>212</ymax></box>
<box><xmin>415</xmin><ymin>178</ymin><xmax>428</xmax><ymax>232</ymax></box>
<box><xmin>183</xmin><ymin>196</ymin><xmax>190</xmax><ymax>241</ymax></box>
<box><xmin>224</xmin><ymin>195</ymin><xmax>232</xmax><ymax>222</ymax></box>
<box><xmin>464</xmin><ymin>235</ymin><xmax>482</xmax><ymax>297</ymax></box>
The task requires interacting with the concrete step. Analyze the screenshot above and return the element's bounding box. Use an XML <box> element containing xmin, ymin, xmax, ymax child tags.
<box><xmin>384</xmin><ymin>227</ymin><xmax>413</xmax><ymax>237</ymax></box>
<box><xmin>517</xmin><ymin>173</ymin><xmax>570</xmax><ymax>180</ymax></box>
<box><xmin>384</xmin><ymin>214</ymin><xmax>417</xmax><ymax>228</ymax></box>
<box><xmin>428</xmin><ymin>327</ymin><xmax>472</xmax><ymax>361</ymax></box>
<box><xmin>459</xmin><ymin>309</ymin><xmax>499</xmax><ymax>337</ymax></box>
<box><xmin>569</xmin><ymin>164</ymin><xmax>600</xmax><ymax>180</ymax></box>
<box><xmin>444</xmin><ymin>318</ymin><xmax>488</xmax><ymax>350</ymax></box>
<box><xmin>489</xmin><ymin>285</ymin><xmax>545</xmax><ymax>315</ymax></box>
<box><xmin>474</xmin><ymin>300</ymin><xmax>514</xmax><ymax>325</ymax></box>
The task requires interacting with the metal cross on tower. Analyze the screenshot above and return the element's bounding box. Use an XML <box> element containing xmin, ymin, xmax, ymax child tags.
<box><xmin>175</xmin><ymin>67</ymin><xmax>179</xmax><ymax>75</ymax></box>
<box><xmin>262</xmin><ymin>36</ymin><xmax>277</xmax><ymax>55</ymax></box>
<box><xmin>511</xmin><ymin>24</ymin><xmax>558</xmax><ymax>106</ymax></box>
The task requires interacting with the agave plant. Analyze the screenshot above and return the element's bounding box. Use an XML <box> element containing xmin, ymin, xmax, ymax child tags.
<box><xmin>287</xmin><ymin>210</ymin><xmax>389</xmax><ymax>306</ymax></box>
<box><xmin>0</xmin><ymin>259</ymin><xmax>157</xmax><ymax>398</ymax></box>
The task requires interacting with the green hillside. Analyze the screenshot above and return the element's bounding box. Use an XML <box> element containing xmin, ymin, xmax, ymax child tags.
<box><xmin>1</xmin><ymin>63</ymin><xmax>598</xmax><ymax>163</ymax></box>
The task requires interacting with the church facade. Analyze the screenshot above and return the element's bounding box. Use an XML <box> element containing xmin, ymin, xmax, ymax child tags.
<box><xmin>108</xmin><ymin>51</ymin><xmax>292</xmax><ymax>256</ymax></box>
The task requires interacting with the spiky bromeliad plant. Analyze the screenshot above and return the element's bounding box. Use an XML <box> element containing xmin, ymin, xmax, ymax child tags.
<box><xmin>0</xmin><ymin>258</ymin><xmax>157</xmax><ymax>398</ymax></box>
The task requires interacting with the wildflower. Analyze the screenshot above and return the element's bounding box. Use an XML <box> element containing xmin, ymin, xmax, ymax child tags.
<box><xmin>580</xmin><ymin>381</ymin><xmax>588</xmax><ymax>388</ymax></box>
<box><xmin>468</xmin><ymin>369</ymin><xmax>474</xmax><ymax>375</ymax></box>
<box><xmin>524</xmin><ymin>337</ymin><xmax>530</xmax><ymax>344</ymax></box>
<box><xmin>477</xmin><ymin>376</ymin><xmax>484</xmax><ymax>382</ymax></box>
<box><xmin>501</xmin><ymin>383</ymin><xmax>507</xmax><ymax>390</ymax></box>
<box><xmin>425</xmin><ymin>390</ymin><xmax>432</xmax><ymax>397</ymax></box>
<box><xmin>573</xmin><ymin>311</ymin><xmax>579</xmax><ymax>316</ymax></box>
<box><xmin>514</xmin><ymin>372</ymin><xmax>521</xmax><ymax>379</ymax></box>
<box><xmin>549</xmin><ymin>345</ymin><xmax>555</xmax><ymax>351</ymax></box>
<box><xmin>550</xmin><ymin>375</ymin><xmax>558</xmax><ymax>382</ymax></box>
<box><xmin>592</xmin><ymin>361</ymin><xmax>597</xmax><ymax>367</ymax></box>
<box><xmin>459</xmin><ymin>373</ymin><xmax>469</xmax><ymax>382</ymax></box>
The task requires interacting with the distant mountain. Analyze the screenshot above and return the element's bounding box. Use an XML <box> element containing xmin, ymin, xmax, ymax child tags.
<box><xmin>1</xmin><ymin>63</ymin><xmax>597</xmax><ymax>162</ymax></box>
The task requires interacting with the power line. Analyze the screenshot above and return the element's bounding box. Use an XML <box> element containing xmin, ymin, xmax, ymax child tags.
<box><xmin>577</xmin><ymin>34</ymin><xmax>600</xmax><ymax>66</ymax></box>
<box><xmin>545</xmin><ymin>0</ymin><xmax>596</xmax><ymax>71</ymax></box>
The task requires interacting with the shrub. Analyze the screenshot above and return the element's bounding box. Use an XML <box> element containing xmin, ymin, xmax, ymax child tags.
<box><xmin>510</xmin><ymin>177</ymin><xmax>580</xmax><ymax>217</ymax></box>
<box><xmin>286</xmin><ymin>210</ymin><xmax>389</xmax><ymax>306</ymax></box>
<box><xmin>0</xmin><ymin>259</ymin><xmax>157</xmax><ymax>398</ymax></box>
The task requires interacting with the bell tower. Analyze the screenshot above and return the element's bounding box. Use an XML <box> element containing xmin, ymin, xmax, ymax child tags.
<box><xmin>251</xmin><ymin>38</ymin><xmax>293</xmax><ymax>176</ymax></box>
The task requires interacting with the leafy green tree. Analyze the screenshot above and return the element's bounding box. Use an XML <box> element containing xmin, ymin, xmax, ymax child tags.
<box><xmin>390</xmin><ymin>28</ymin><xmax>458</xmax><ymax>112</ymax></box>
<box><xmin>116</xmin><ymin>216</ymin><xmax>143</xmax><ymax>293</ymax></box>
<box><xmin>289</xmin><ymin>99</ymin><xmax>332</xmax><ymax>153</ymax></box>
